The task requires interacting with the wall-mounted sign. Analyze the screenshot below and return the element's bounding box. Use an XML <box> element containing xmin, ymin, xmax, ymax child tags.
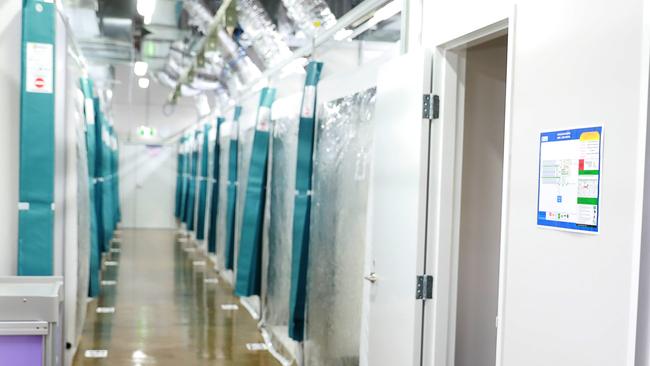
<box><xmin>537</xmin><ymin>126</ymin><xmax>603</xmax><ymax>233</ymax></box>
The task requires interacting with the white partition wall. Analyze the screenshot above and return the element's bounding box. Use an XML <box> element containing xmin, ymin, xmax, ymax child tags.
<box><xmin>418</xmin><ymin>1</ymin><xmax>650</xmax><ymax>365</ymax></box>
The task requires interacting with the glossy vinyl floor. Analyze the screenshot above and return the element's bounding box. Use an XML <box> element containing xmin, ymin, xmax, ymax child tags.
<box><xmin>73</xmin><ymin>229</ymin><xmax>279</xmax><ymax>366</ymax></box>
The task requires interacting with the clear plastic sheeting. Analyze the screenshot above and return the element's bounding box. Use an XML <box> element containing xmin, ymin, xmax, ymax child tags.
<box><xmin>74</xmin><ymin>88</ymin><xmax>91</xmax><ymax>344</ymax></box>
<box><xmin>260</xmin><ymin>96</ymin><xmax>300</xmax><ymax>361</ymax></box>
<box><xmin>304</xmin><ymin>87</ymin><xmax>377</xmax><ymax>366</ymax></box>
<box><xmin>281</xmin><ymin>0</ymin><xmax>336</xmax><ymax>37</ymax></box>
<box><xmin>215</xmin><ymin>123</ymin><xmax>233</xmax><ymax>272</ymax></box>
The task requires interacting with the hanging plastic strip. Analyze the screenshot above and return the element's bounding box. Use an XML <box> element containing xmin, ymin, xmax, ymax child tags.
<box><xmin>186</xmin><ymin>130</ymin><xmax>201</xmax><ymax>231</ymax></box>
<box><xmin>208</xmin><ymin>117</ymin><xmax>226</xmax><ymax>253</ymax></box>
<box><xmin>81</xmin><ymin>77</ymin><xmax>101</xmax><ymax>297</ymax></box>
<box><xmin>235</xmin><ymin>87</ymin><xmax>277</xmax><ymax>297</ymax></box>
<box><xmin>225</xmin><ymin>106</ymin><xmax>243</xmax><ymax>270</ymax></box>
<box><xmin>288</xmin><ymin>61</ymin><xmax>323</xmax><ymax>341</ymax></box>
<box><xmin>196</xmin><ymin>123</ymin><xmax>211</xmax><ymax>240</ymax></box>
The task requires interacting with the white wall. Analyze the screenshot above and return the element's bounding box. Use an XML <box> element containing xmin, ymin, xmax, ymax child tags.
<box><xmin>0</xmin><ymin>0</ymin><xmax>21</xmax><ymax>275</ymax></box>
<box><xmin>422</xmin><ymin>0</ymin><xmax>650</xmax><ymax>365</ymax></box>
<box><xmin>119</xmin><ymin>143</ymin><xmax>177</xmax><ymax>229</ymax></box>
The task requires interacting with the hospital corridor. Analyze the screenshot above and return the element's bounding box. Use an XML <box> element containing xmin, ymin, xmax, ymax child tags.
<box><xmin>3</xmin><ymin>0</ymin><xmax>650</xmax><ymax>365</ymax></box>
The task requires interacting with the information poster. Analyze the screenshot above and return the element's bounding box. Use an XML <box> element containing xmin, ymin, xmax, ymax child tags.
<box><xmin>537</xmin><ymin>126</ymin><xmax>602</xmax><ymax>233</ymax></box>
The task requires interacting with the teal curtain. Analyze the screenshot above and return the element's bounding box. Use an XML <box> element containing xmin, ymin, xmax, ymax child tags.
<box><xmin>208</xmin><ymin>117</ymin><xmax>225</xmax><ymax>253</ymax></box>
<box><xmin>174</xmin><ymin>138</ymin><xmax>186</xmax><ymax>218</ymax></box>
<box><xmin>235</xmin><ymin>88</ymin><xmax>276</xmax><ymax>297</ymax></box>
<box><xmin>224</xmin><ymin>107</ymin><xmax>242</xmax><ymax>270</ymax></box>
<box><xmin>186</xmin><ymin>131</ymin><xmax>200</xmax><ymax>231</ymax></box>
<box><xmin>93</xmin><ymin>98</ymin><xmax>106</xmax><ymax>254</ymax></box>
<box><xmin>289</xmin><ymin>62</ymin><xmax>324</xmax><ymax>340</ymax></box>
<box><xmin>180</xmin><ymin>135</ymin><xmax>190</xmax><ymax>223</ymax></box>
<box><xmin>17</xmin><ymin>0</ymin><xmax>56</xmax><ymax>276</ymax></box>
<box><xmin>196</xmin><ymin>124</ymin><xmax>211</xmax><ymax>240</ymax></box>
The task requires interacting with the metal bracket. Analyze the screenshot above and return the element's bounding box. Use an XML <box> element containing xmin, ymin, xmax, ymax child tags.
<box><xmin>416</xmin><ymin>275</ymin><xmax>434</xmax><ymax>300</ymax></box>
<box><xmin>422</xmin><ymin>94</ymin><xmax>439</xmax><ymax>120</ymax></box>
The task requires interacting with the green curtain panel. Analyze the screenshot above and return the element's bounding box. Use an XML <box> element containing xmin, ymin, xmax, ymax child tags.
<box><xmin>175</xmin><ymin>137</ymin><xmax>186</xmax><ymax>218</ymax></box>
<box><xmin>17</xmin><ymin>0</ymin><xmax>57</xmax><ymax>276</ymax></box>
<box><xmin>225</xmin><ymin>106</ymin><xmax>242</xmax><ymax>270</ymax></box>
<box><xmin>235</xmin><ymin>87</ymin><xmax>277</xmax><ymax>297</ymax></box>
<box><xmin>93</xmin><ymin>98</ymin><xmax>106</xmax><ymax>254</ymax></box>
<box><xmin>180</xmin><ymin>135</ymin><xmax>190</xmax><ymax>223</ymax></box>
<box><xmin>196</xmin><ymin>124</ymin><xmax>211</xmax><ymax>240</ymax></box>
<box><xmin>208</xmin><ymin>117</ymin><xmax>225</xmax><ymax>253</ymax></box>
<box><xmin>289</xmin><ymin>61</ymin><xmax>324</xmax><ymax>341</ymax></box>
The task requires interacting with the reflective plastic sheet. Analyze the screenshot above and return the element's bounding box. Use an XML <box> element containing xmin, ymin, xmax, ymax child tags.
<box><xmin>304</xmin><ymin>87</ymin><xmax>377</xmax><ymax>366</ymax></box>
<box><xmin>263</xmin><ymin>97</ymin><xmax>300</xmax><ymax>328</ymax></box>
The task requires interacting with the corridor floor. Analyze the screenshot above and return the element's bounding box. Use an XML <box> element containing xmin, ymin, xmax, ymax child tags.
<box><xmin>73</xmin><ymin>229</ymin><xmax>279</xmax><ymax>366</ymax></box>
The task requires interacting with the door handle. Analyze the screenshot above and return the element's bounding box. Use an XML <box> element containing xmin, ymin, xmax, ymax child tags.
<box><xmin>364</xmin><ymin>272</ymin><xmax>378</xmax><ymax>283</ymax></box>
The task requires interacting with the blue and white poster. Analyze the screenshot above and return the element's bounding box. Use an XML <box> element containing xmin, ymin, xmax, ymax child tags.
<box><xmin>537</xmin><ymin>126</ymin><xmax>603</xmax><ymax>233</ymax></box>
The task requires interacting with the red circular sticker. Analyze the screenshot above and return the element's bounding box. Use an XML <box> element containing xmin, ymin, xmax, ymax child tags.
<box><xmin>35</xmin><ymin>77</ymin><xmax>45</xmax><ymax>89</ymax></box>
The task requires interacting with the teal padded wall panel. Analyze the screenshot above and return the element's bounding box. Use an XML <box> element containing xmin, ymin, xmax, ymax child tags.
<box><xmin>289</xmin><ymin>61</ymin><xmax>323</xmax><ymax>340</ymax></box>
<box><xmin>235</xmin><ymin>87</ymin><xmax>276</xmax><ymax>297</ymax></box>
<box><xmin>17</xmin><ymin>0</ymin><xmax>57</xmax><ymax>275</ymax></box>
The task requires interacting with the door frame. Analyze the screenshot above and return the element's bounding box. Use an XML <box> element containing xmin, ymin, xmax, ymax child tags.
<box><xmin>421</xmin><ymin>8</ymin><xmax>517</xmax><ymax>366</ymax></box>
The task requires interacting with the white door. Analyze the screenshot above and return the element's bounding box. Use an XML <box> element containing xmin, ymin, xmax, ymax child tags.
<box><xmin>363</xmin><ymin>50</ymin><xmax>433</xmax><ymax>366</ymax></box>
<box><xmin>119</xmin><ymin>143</ymin><xmax>177</xmax><ymax>229</ymax></box>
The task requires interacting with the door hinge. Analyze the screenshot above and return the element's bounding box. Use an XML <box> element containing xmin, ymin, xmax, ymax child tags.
<box><xmin>422</xmin><ymin>94</ymin><xmax>439</xmax><ymax>120</ymax></box>
<box><xmin>416</xmin><ymin>275</ymin><xmax>434</xmax><ymax>300</ymax></box>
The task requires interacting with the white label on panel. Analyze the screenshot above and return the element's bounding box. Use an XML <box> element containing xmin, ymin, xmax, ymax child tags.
<box><xmin>105</xmin><ymin>261</ymin><xmax>118</xmax><ymax>266</ymax></box>
<box><xmin>221</xmin><ymin>304</ymin><xmax>239</xmax><ymax>311</ymax></box>
<box><xmin>301</xmin><ymin>85</ymin><xmax>316</xmax><ymax>118</ymax></box>
<box><xmin>204</xmin><ymin>278</ymin><xmax>219</xmax><ymax>284</ymax></box>
<box><xmin>256</xmin><ymin>107</ymin><xmax>271</xmax><ymax>132</ymax></box>
<box><xmin>25</xmin><ymin>42</ymin><xmax>53</xmax><ymax>94</ymax></box>
<box><xmin>101</xmin><ymin>280</ymin><xmax>117</xmax><ymax>286</ymax></box>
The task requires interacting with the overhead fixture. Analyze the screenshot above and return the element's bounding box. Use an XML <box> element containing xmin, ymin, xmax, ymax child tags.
<box><xmin>133</xmin><ymin>61</ymin><xmax>149</xmax><ymax>77</ymax></box>
<box><xmin>106</xmin><ymin>89</ymin><xmax>113</xmax><ymax>99</ymax></box>
<box><xmin>138</xmin><ymin>78</ymin><xmax>150</xmax><ymax>89</ymax></box>
<box><xmin>368</xmin><ymin>1</ymin><xmax>400</xmax><ymax>28</ymax></box>
<box><xmin>334</xmin><ymin>29</ymin><xmax>353</xmax><ymax>41</ymax></box>
<box><xmin>137</xmin><ymin>0</ymin><xmax>156</xmax><ymax>25</ymax></box>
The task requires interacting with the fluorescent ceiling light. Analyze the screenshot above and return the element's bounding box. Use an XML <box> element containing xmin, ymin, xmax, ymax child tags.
<box><xmin>134</xmin><ymin>61</ymin><xmax>148</xmax><ymax>77</ymax></box>
<box><xmin>137</xmin><ymin>0</ymin><xmax>156</xmax><ymax>25</ymax></box>
<box><xmin>106</xmin><ymin>89</ymin><xmax>113</xmax><ymax>99</ymax></box>
<box><xmin>138</xmin><ymin>78</ymin><xmax>150</xmax><ymax>89</ymax></box>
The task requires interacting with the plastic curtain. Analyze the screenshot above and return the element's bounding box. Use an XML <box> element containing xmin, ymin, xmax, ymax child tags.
<box><xmin>289</xmin><ymin>61</ymin><xmax>323</xmax><ymax>340</ymax></box>
<box><xmin>225</xmin><ymin>107</ymin><xmax>243</xmax><ymax>270</ymax></box>
<box><xmin>175</xmin><ymin>137</ymin><xmax>186</xmax><ymax>218</ymax></box>
<box><xmin>196</xmin><ymin>124</ymin><xmax>211</xmax><ymax>240</ymax></box>
<box><xmin>93</xmin><ymin>98</ymin><xmax>106</xmax><ymax>254</ymax></box>
<box><xmin>81</xmin><ymin>78</ymin><xmax>101</xmax><ymax>297</ymax></box>
<box><xmin>304</xmin><ymin>87</ymin><xmax>376</xmax><ymax>365</ymax></box>
<box><xmin>208</xmin><ymin>117</ymin><xmax>225</xmax><ymax>253</ymax></box>
<box><xmin>186</xmin><ymin>131</ymin><xmax>200</xmax><ymax>231</ymax></box>
<box><xmin>17</xmin><ymin>0</ymin><xmax>56</xmax><ymax>276</ymax></box>
<box><xmin>235</xmin><ymin>87</ymin><xmax>277</xmax><ymax>297</ymax></box>
<box><xmin>101</xmin><ymin>125</ymin><xmax>115</xmax><ymax>251</ymax></box>
<box><xmin>180</xmin><ymin>136</ymin><xmax>190</xmax><ymax>223</ymax></box>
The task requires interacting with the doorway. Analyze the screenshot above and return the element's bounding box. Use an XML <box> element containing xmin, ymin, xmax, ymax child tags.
<box><xmin>452</xmin><ymin>34</ymin><xmax>508</xmax><ymax>366</ymax></box>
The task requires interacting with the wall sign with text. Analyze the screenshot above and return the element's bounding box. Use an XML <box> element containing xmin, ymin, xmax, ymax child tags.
<box><xmin>537</xmin><ymin>126</ymin><xmax>603</xmax><ymax>233</ymax></box>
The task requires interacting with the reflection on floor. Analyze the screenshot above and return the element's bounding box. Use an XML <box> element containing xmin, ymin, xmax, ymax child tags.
<box><xmin>73</xmin><ymin>229</ymin><xmax>279</xmax><ymax>366</ymax></box>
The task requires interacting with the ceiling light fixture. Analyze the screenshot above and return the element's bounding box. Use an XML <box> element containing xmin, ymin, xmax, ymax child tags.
<box><xmin>137</xmin><ymin>0</ymin><xmax>157</xmax><ymax>25</ymax></box>
<box><xmin>134</xmin><ymin>61</ymin><xmax>149</xmax><ymax>77</ymax></box>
